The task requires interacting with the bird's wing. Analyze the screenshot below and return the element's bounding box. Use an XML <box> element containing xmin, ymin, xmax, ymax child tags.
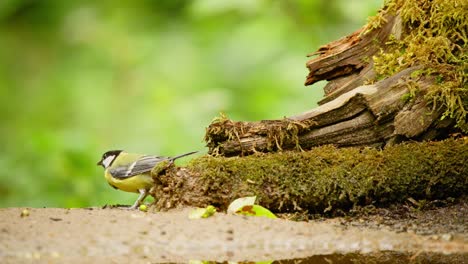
<box><xmin>109</xmin><ymin>156</ymin><xmax>168</xmax><ymax>179</ymax></box>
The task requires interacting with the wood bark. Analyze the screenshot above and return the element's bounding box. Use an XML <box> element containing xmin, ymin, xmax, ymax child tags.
<box><xmin>204</xmin><ymin>13</ymin><xmax>457</xmax><ymax>157</ymax></box>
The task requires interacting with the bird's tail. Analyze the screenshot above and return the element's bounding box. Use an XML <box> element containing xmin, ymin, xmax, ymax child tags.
<box><xmin>170</xmin><ymin>151</ymin><xmax>198</xmax><ymax>161</ymax></box>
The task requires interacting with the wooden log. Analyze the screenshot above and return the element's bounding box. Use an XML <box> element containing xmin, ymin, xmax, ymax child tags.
<box><xmin>205</xmin><ymin>67</ymin><xmax>433</xmax><ymax>156</ymax></box>
<box><xmin>305</xmin><ymin>14</ymin><xmax>399</xmax><ymax>105</ymax></box>
<box><xmin>205</xmin><ymin>1</ymin><xmax>466</xmax><ymax>156</ymax></box>
<box><xmin>154</xmin><ymin>0</ymin><xmax>467</xmax><ymax>215</ymax></box>
<box><xmin>151</xmin><ymin>138</ymin><xmax>468</xmax><ymax>213</ymax></box>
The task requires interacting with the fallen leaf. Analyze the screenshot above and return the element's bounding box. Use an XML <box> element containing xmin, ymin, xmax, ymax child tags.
<box><xmin>227</xmin><ymin>196</ymin><xmax>256</xmax><ymax>214</ymax></box>
<box><xmin>189</xmin><ymin>205</ymin><xmax>217</xmax><ymax>219</ymax></box>
<box><xmin>236</xmin><ymin>205</ymin><xmax>277</xmax><ymax>219</ymax></box>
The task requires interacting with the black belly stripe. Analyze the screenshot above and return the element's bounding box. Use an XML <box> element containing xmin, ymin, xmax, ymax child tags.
<box><xmin>108</xmin><ymin>182</ymin><xmax>118</xmax><ymax>190</ymax></box>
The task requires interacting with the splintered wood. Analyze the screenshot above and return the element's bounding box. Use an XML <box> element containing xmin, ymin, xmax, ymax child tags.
<box><xmin>205</xmin><ymin>11</ymin><xmax>458</xmax><ymax>156</ymax></box>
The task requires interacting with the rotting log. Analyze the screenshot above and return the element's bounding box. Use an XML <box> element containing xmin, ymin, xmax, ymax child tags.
<box><xmin>206</xmin><ymin>68</ymin><xmax>450</xmax><ymax>156</ymax></box>
<box><xmin>150</xmin><ymin>138</ymin><xmax>468</xmax><ymax>213</ymax></box>
<box><xmin>149</xmin><ymin>0</ymin><xmax>467</xmax><ymax>213</ymax></box>
<box><xmin>205</xmin><ymin>0</ymin><xmax>467</xmax><ymax>157</ymax></box>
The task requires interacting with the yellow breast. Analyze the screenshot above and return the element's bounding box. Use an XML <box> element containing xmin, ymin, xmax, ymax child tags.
<box><xmin>104</xmin><ymin>170</ymin><xmax>154</xmax><ymax>193</ymax></box>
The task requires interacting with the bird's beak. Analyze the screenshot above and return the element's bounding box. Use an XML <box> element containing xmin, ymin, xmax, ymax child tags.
<box><xmin>97</xmin><ymin>160</ymin><xmax>103</xmax><ymax>166</ymax></box>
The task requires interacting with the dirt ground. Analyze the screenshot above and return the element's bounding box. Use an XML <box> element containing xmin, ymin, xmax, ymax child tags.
<box><xmin>0</xmin><ymin>199</ymin><xmax>467</xmax><ymax>263</ymax></box>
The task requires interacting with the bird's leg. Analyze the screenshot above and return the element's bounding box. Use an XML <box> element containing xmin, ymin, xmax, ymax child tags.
<box><xmin>129</xmin><ymin>189</ymin><xmax>148</xmax><ymax>210</ymax></box>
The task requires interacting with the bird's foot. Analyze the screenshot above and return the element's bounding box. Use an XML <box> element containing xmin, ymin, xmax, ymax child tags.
<box><xmin>126</xmin><ymin>205</ymin><xmax>139</xmax><ymax>210</ymax></box>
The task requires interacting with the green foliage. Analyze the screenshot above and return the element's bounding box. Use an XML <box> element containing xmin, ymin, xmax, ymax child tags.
<box><xmin>0</xmin><ymin>0</ymin><xmax>382</xmax><ymax>207</ymax></box>
<box><xmin>188</xmin><ymin>205</ymin><xmax>217</xmax><ymax>219</ymax></box>
<box><xmin>188</xmin><ymin>196</ymin><xmax>276</xmax><ymax>219</ymax></box>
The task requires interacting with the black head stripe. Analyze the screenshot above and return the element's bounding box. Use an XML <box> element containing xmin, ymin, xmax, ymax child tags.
<box><xmin>98</xmin><ymin>150</ymin><xmax>123</xmax><ymax>167</ymax></box>
<box><xmin>103</xmin><ymin>150</ymin><xmax>123</xmax><ymax>158</ymax></box>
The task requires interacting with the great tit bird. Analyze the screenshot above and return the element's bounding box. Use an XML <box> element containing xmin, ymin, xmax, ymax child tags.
<box><xmin>97</xmin><ymin>150</ymin><xmax>198</xmax><ymax>209</ymax></box>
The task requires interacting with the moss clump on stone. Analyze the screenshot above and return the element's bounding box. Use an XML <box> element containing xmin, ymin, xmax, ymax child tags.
<box><xmin>167</xmin><ymin>138</ymin><xmax>467</xmax><ymax>215</ymax></box>
<box><xmin>369</xmin><ymin>0</ymin><xmax>467</xmax><ymax>132</ymax></box>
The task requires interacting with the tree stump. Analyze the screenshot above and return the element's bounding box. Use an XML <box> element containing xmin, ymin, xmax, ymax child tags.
<box><xmin>205</xmin><ymin>0</ymin><xmax>467</xmax><ymax>157</ymax></box>
<box><xmin>150</xmin><ymin>0</ymin><xmax>468</xmax><ymax>213</ymax></box>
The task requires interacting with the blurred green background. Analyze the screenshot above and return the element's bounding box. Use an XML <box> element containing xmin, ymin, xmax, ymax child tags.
<box><xmin>0</xmin><ymin>0</ymin><xmax>381</xmax><ymax>208</ymax></box>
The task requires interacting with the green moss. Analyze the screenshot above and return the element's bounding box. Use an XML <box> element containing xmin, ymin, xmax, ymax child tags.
<box><xmin>400</xmin><ymin>93</ymin><xmax>412</xmax><ymax>103</ymax></box>
<box><xmin>151</xmin><ymin>160</ymin><xmax>170</xmax><ymax>176</ymax></box>
<box><xmin>182</xmin><ymin>138</ymin><xmax>467</xmax><ymax>214</ymax></box>
<box><xmin>362</xmin><ymin>9</ymin><xmax>388</xmax><ymax>35</ymax></box>
<box><xmin>368</xmin><ymin>0</ymin><xmax>467</xmax><ymax>132</ymax></box>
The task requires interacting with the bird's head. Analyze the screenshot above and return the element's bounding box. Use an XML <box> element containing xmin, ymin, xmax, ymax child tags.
<box><xmin>97</xmin><ymin>150</ymin><xmax>123</xmax><ymax>168</ymax></box>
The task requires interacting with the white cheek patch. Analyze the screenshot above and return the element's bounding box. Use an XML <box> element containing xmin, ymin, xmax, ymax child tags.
<box><xmin>102</xmin><ymin>155</ymin><xmax>115</xmax><ymax>168</ymax></box>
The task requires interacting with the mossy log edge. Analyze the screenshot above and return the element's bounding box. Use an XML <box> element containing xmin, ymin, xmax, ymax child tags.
<box><xmin>150</xmin><ymin>138</ymin><xmax>467</xmax><ymax>214</ymax></box>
